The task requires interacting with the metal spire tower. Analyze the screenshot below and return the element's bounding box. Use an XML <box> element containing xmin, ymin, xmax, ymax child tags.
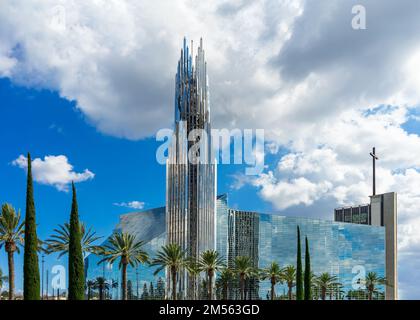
<box><xmin>166</xmin><ymin>38</ymin><xmax>216</xmax><ymax>299</ymax></box>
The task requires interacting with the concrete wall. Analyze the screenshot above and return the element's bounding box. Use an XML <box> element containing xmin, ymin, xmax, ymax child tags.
<box><xmin>370</xmin><ymin>193</ymin><xmax>398</xmax><ymax>300</ymax></box>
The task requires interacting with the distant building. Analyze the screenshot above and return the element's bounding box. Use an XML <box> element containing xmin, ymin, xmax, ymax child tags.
<box><xmin>227</xmin><ymin>209</ymin><xmax>260</xmax><ymax>300</ymax></box>
<box><xmin>334</xmin><ymin>192</ymin><xmax>397</xmax><ymax>300</ymax></box>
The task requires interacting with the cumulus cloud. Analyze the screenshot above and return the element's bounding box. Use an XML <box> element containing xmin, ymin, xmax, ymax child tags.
<box><xmin>12</xmin><ymin>155</ymin><xmax>94</xmax><ymax>191</ymax></box>
<box><xmin>253</xmin><ymin>171</ymin><xmax>332</xmax><ymax>209</ymax></box>
<box><xmin>253</xmin><ymin>106</ymin><xmax>420</xmax><ymax>208</ymax></box>
<box><xmin>113</xmin><ymin>201</ymin><xmax>145</xmax><ymax>210</ymax></box>
<box><xmin>243</xmin><ymin>105</ymin><xmax>420</xmax><ymax>299</ymax></box>
<box><xmin>0</xmin><ymin>0</ymin><xmax>304</xmax><ymax>139</ymax></box>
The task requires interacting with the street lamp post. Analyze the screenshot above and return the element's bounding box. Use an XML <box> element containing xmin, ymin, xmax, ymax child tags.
<box><xmin>46</xmin><ymin>270</ymin><xmax>49</xmax><ymax>300</ymax></box>
<box><xmin>136</xmin><ymin>268</ymin><xmax>139</xmax><ymax>300</ymax></box>
<box><xmin>41</xmin><ymin>254</ymin><xmax>45</xmax><ymax>300</ymax></box>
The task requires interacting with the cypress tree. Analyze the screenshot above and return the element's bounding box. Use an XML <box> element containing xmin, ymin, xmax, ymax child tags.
<box><xmin>141</xmin><ymin>283</ymin><xmax>149</xmax><ymax>300</ymax></box>
<box><xmin>68</xmin><ymin>182</ymin><xmax>85</xmax><ymax>300</ymax></box>
<box><xmin>156</xmin><ymin>277</ymin><xmax>165</xmax><ymax>299</ymax></box>
<box><xmin>23</xmin><ymin>153</ymin><xmax>40</xmax><ymax>300</ymax></box>
<box><xmin>304</xmin><ymin>236</ymin><xmax>311</xmax><ymax>300</ymax></box>
<box><xmin>296</xmin><ymin>226</ymin><xmax>303</xmax><ymax>300</ymax></box>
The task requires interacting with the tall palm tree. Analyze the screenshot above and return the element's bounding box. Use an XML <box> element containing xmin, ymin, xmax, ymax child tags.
<box><xmin>86</xmin><ymin>280</ymin><xmax>95</xmax><ymax>300</ymax></box>
<box><xmin>45</xmin><ymin>222</ymin><xmax>102</xmax><ymax>258</ymax></box>
<box><xmin>0</xmin><ymin>268</ymin><xmax>7</xmax><ymax>299</ymax></box>
<box><xmin>198</xmin><ymin>250</ymin><xmax>225</xmax><ymax>300</ymax></box>
<box><xmin>233</xmin><ymin>256</ymin><xmax>254</xmax><ymax>300</ymax></box>
<box><xmin>0</xmin><ymin>203</ymin><xmax>25</xmax><ymax>300</ymax></box>
<box><xmin>151</xmin><ymin>243</ymin><xmax>187</xmax><ymax>300</ymax></box>
<box><xmin>216</xmin><ymin>268</ymin><xmax>233</xmax><ymax>300</ymax></box>
<box><xmin>364</xmin><ymin>272</ymin><xmax>386</xmax><ymax>300</ymax></box>
<box><xmin>93</xmin><ymin>276</ymin><xmax>110</xmax><ymax>300</ymax></box>
<box><xmin>282</xmin><ymin>265</ymin><xmax>296</xmax><ymax>300</ymax></box>
<box><xmin>314</xmin><ymin>273</ymin><xmax>339</xmax><ymax>300</ymax></box>
<box><xmin>261</xmin><ymin>262</ymin><xmax>283</xmax><ymax>300</ymax></box>
<box><xmin>98</xmin><ymin>232</ymin><xmax>149</xmax><ymax>300</ymax></box>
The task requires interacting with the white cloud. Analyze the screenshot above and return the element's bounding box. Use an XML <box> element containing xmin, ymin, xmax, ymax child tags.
<box><xmin>253</xmin><ymin>171</ymin><xmax>332</xmax><ymax>210</ymax></box>
<box><xmin>0</xmin><ymin>0</ymin><xmax>304</xmax><ymax>139</ymax></box>
<box><xmin>12</xmin><ymin>154</ymin><xmax>94</xmax><ymax>191</ymax></box>
<box><xmin>113</xmin><ymin>201</ymin><xmax>145</xmax><ymax>210</ymax></box>
<box><xmin>240</xmin><ymin>105</ymin><xmax>420</xmax><ymax>298</ymax></box>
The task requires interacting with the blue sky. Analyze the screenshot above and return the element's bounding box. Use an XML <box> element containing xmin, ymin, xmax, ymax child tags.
<box><xmin>1</xmin><ymin>0</ymin><xmax>420</xmax><ymax>299</ymax></box>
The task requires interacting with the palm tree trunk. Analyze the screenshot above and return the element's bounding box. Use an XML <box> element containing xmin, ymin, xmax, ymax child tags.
<box><xmin>240</xmin><ymin>275</ymin><xmax>245</xmax><ymax>300</ymax></box>
<box><xmin>7</xmin><ymin>249</ymin><xmax>15</xmax><ymax>300</ymax></box>
<box><xmin>288</xmin><ymin>284</ymin><xmax>292</xmax><ymax>300</ymax></box>
<box><xmin>223</xmin><ymin>284</ymin><xmax>228</xmax><ymax>300</ymax></box>
<box><xmin>271</xmin><ymin>278</ymin><xmax>275</xmax><ymax>300</ymax></box>
<box><xmin>321</xmin><ymin>288</ymin><xmax>326</xmax><ymax>300</ymax></box>
<box><xmin>122</xmin><ymin>263</ymin><xmax>128</xmax><ymax>300</ymax></box>
<box><xmin>171</xmin><ymin>268</ymin><xmax>177</xmax><ymax>300</ymax></box>
<box><xmin>88</xmin><ymin>287</ymin><xmax>91</xmax><ymax>300</ymax></box>
<box><xmin>368</xmin><ymin>290</ymin><xmax>372</xmax><ymax>300</ymax></box>
<box><xmin>208</xmin><ymin>271</ymin><xmax>213</xmax><ymax>300</ymax></box>
<box><xmin>99</xmin><ymin>286</ymin><xmax>104</xmax><ymax>300</ymax></box>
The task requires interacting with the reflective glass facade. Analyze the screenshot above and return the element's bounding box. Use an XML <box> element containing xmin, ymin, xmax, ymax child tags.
<box><xmin>333</xmin><ymin>193</ymin><xmax>398</xmax><ymax>300</ymax></box>
<box><xmin>257</xmin><ymin>214</ymin><xmax>385</xmax><ymax>300</ymax></box>
<box><xmin>86</xmin><ymin>201</ymin><xmax>386</xmax><ymax>300</ymax></box>
<box><xmin>227</xmin><ymin>209</ymin><xmax>260</xmax><ymax>299</ymax></box>
<box><xmin>85</xmin><ymin>207</ymin><xmax>166</xmax><ymax>299</ymax></box>
<box><xmin>216</xmin><ymin>194</ymin><xmax>229</xmax><ymax>259</ymax></box>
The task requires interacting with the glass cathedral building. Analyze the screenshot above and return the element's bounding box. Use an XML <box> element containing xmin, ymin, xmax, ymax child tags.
<box><xmin>86</xmin><ymin>194</ymin><xmax>387</xmax><ymax>300</ymax></box>
<box><xmin>85</xmin><ymin>39</ymin><xmax>390</xmax><ymax>300</ymax></box>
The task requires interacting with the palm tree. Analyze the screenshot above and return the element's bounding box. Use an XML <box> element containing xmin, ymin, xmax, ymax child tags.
<box><xmin>186</xmin><ymin>260</ymin><xmax>201</xmax><ymax>300</ymax></box>
<box><xmin>314</xmin><ymin>273</ymin><xmax>339</xmax><ymax>300</ymax></box>
<box><xmin>0</xmin><ymin>203</ymin><xmax>25</xmax><ymax>300</ymax></box>
<box><xmin>198</xmin><ymin>250</ymin><xmax>225</xmax><ymax>300</ymax></box>
<box><xmin>98</xmin><ymin>232</ymin><xmax>149</xmax><ymax>300</ymax></box>
<box><xmin>93</xmin><ymin>276</ymin><xmax>110</xmax><ymax>300</ymax></box>
<box><xmin>216</xmin><ymin>268</ymin><xmax>233</xmax><ymax>300</ymax></box>
<box><xmin>109</xmin><ymin>279</ymin><xmax>118</xmax><ymax>300</ymax></box>
<box><xmin>282</xmin><ymin>265</ymin><xmax>296</xmax><ymax>300</ymax></box>
<box><xmin>233</xmin><ymin>256</ymin><xmax>254</xmax><ymax>300</ymax></box>
<box><xmin>364</xmin><ymin>272</ymin><xmax>386</xmax><ymax>300</ymax></box>
<box><xmin>45</xmin><ymin>222</ymin><xmax>102</xmax><ymax>258</ymax></box>
<box><xmin>86</xmin><ymin>280</ymin><xmax>95</xmax><ymax>300</ymax></box>
<box><xmin>333</xmin><ymin>282</ymin><xmax>345</xmax><ymax>300</ymax></box>
<box><xmin>308</xmin><ymin>271</ymin><xmax>318</xmax><ymax>300</ymax></box>
<box><xmin>151</xmin><ymin>243</ymin><xmax>187</xmax><ymax>300</ymax></box>
<box><xmin>0</xmin><ymin>268</ymin><xmax>7</xmax><ymax>299</ymax></box>
<box><xmin>261</xmin><ymin>262</ymin><xmax>283</xmax><ymax>300</ymax></box>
